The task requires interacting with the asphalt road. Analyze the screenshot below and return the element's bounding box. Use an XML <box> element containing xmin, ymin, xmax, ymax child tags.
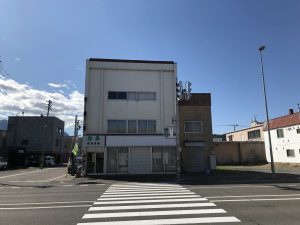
<box><xmin>1</xmin><ymin>167</ymin><xmax>300</xmax><ymax>225</ymax></box>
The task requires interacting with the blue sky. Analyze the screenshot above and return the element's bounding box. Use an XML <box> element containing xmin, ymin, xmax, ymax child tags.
<box><xmin>0</xmin><ymin>0</ymin><xmax>300</xmax><ymax>134</ymax></box>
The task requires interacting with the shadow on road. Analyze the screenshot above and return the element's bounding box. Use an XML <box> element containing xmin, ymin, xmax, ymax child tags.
<box><xmin>84</xmin><ymin>169</ymin><xmax>300</xmax><ymax>186</ymax></box>
<box><xmin>0</xmin><ymin>182</ymin><xmax>54</xmax><ymax>189</ymax></box>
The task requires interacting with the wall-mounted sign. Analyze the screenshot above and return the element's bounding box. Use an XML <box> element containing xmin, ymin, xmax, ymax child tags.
<box><xmin>83</xmin><ymin>135</ymin><xmax>105</xmax><ymax>147</ymax></box>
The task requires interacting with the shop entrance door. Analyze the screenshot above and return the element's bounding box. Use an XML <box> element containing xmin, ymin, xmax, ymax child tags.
<box><xmin>87</xmin><ymin>152</ymin><xmax>104</xmax><ymax>174</ymax></box>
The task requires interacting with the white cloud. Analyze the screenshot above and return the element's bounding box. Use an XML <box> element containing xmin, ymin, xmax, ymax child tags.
<box><xmin>0</xmin><ymin>78</ymin><xmax>84</xmax><ymax>128</ymax></box>
<box><xmin>64</xmin><ymin>80</ymin><xmax>77</xmax><ymax>89</ymax></box>
<box><xmin>15</xmin><ymin>57</ymin><xmax>21</xmax><ymax>62</ymax></box>
<box><xmin>48</xmin><ymin>83</ymin><xmax>69</xmax><ymax>89</ymax></box>
<box><xmin>75</xmin><ymin>67</ymin><xmax>84</xmax><ymax>71</ymax></box>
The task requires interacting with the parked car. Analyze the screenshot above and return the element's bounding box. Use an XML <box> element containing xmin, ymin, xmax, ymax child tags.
<box><xmin>44</xmin><ymin>156</ymin><xmax>55</xmax><ymax>166</ymax></box>
<box><xmin>68</xmin><ymin>157</ymin><xmax>82</xmax><ymax>174</ymax></box>
<box><xmin>0</xmin><ymin>157</ymin><xmax>8</xmax><ymax>170</ymax></box>
<box><xmin>25</xmin><ymin>155</ymin><xmax>41</xmax><ymax>167</ymax></box>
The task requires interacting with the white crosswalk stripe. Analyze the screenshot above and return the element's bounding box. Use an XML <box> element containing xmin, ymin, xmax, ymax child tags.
<box><xmin>78</xmin><ymin>182</ymin><xmax>241</xmax><ymax>224</ymax></box>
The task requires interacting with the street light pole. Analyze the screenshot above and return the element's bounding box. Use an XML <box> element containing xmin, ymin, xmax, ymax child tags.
<box><xmin>258</xmin><ymin>45</ymin><xmax>275</xmax><ymax>177</ymax></box>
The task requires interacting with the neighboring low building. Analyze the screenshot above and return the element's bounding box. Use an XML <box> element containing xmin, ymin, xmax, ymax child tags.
<box><xmin>179</xmin><ymin>93</ymin><xmax>213</xmax><ymax>172</ymax></box>
<box><xmin>6</xmin><ymin>116</ymin><xmax>64</xmax><ymax>162</ymax></box>
<box><xmin>0</xmin><ymin>130</ymin><xmax>6</xmax><ymax>149</ymax></box>
<box><xmin>226</xmin><ymin>121</ymin><xmax>264</xmax><ymax>142</ymax></box>
<box><xmin>213</xmin><ymin>134</ymin><xmax>226</xmax><ymax>142</ymax></box>
<box><xmin>264</xmin><ymin>109</ymin><xmax>300</xmax><ymax>163</ymax></box>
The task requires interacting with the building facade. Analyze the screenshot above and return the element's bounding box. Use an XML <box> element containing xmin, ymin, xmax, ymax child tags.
<box><xmin>264</xmin><ymin>110</ymin><xmax>300</xmax><ymax>163</ymax></box>
<box><xmin>6</xmin><ymin>116</ymin><xmax>64</xmax><ymax>162</ymax></box>
<box><xmin>226</xmin><ymin>121</ymin><xmax>264</xmax><ymax>142</ymax></box>
<box><xmin>83</xmin><ymin>58</ymin><xmax>177</xmax><ymax>175</ymax></box>
<box><xmin>179</xmin><ymin>93</ymin><xmax>213</xmax><ymax>172</ymax></box>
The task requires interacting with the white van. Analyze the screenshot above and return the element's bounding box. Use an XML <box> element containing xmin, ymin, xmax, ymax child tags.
<box><xmin>44</xmin><ymin>156</ymin><xmax>55</xmax><ymax>166</ymax></box>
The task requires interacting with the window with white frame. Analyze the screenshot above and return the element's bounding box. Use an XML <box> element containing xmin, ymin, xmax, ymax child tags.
<box><xmin>248</xmin><ymin>129</ymin><xmax>261</xmax><ymax>140</ymax></box>
<box><xmin>107</xmin><ymin>120</ymin><xmax>156</xmax><ymax>134</ymax></box>
<box><xmin>277</xmin><ymin>128</ymin><xmax>284</xmax><ymax>138</ymax></box>
<box><xmin>286</xmin><ymin>149</ymin><xmax>295</xmax><ymax>157</ymax></box>
<box><xmin>128</xmin><ymin>120</ymin><xmax>137</xmax><ymax>133</ymax></box>
<box><xmin>107</xmin><ymin>120</ymin><xmax>126</xmax><ymax>133</ymax></box>
<box><xmin>108</xmin><ymin>91</ymin><xmax>156</xmax><ymax>101</ymax></box>
<box><xmin>184</xmin><ymin>121</ymin><xmax>202</xmax><ymax>133</ymax></box>
<box><xmin>138</xmin><ymin>120</ymin><xmax>156</xmax><ymax>134</ymax></box>
<box><xmin>297</xmin><ymin>128</ymin><xmax>300</xmax><ymax>134</ymax></box>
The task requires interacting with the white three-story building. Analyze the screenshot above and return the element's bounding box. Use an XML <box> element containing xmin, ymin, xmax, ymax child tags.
<box><xmin>83</xmin><ymin>58</ymin><xmax>177</xmax><ymax>175</ymax></box>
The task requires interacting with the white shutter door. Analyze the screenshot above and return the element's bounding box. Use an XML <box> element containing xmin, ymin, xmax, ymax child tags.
<box><xmin>129</xmin><ymin>147</ymin><xmax>151</xmax><ymax>174</ymax></box>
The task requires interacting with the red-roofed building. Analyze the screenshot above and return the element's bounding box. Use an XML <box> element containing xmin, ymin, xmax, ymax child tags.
<box><xmin>264</xmin><ymin>109</ymin><xmax>300</xmax><ymax>163</ymax></box>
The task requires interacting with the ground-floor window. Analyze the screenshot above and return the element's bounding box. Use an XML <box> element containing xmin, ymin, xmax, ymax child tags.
<box><xmin>152</xmin><ymin>147</ymin><xmax>176</xmax><ymax>172</ymax></box>
<box><xmin>107</xmin><ymin>147</ymin><xmax>129</xmax><ymax>173</ymax></box>
<box><xmin>286</xmin><ymin>149</ymin><xmax>295</xmax><ymax>157</ymax></box>
<box><xmin>87</xmin><ymin>152</ymin><xmax>104</xmax><ymax>174</ymax></box>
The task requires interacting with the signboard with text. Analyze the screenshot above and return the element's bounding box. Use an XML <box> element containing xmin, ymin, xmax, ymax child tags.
<box><xmin>83</xmin><ymin>135</ymin><xmax>105</xmax><ymax>148</ymax></box>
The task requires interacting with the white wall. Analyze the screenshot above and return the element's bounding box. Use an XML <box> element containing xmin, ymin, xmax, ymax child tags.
<box><xmin>264</xmin><ymin>124</ymin><xmax>300</xmax><ymax>163</ymax></box>
<box><xmin>85</xmin><ymin>60</ymin><xmax>176</xmax><ymax>136</ymax></box>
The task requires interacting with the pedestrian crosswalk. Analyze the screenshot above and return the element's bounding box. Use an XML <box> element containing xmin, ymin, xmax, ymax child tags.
<box><xmin>77</xmin><ymin>182</ymin><xmax>240</xmax><ymax>225</ymax></box>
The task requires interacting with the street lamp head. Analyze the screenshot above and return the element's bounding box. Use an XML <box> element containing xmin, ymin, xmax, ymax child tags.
<box><xmin>259</xmin><ymin>45</ymin><xmax>266</xmax><ymax>51</ymax></box>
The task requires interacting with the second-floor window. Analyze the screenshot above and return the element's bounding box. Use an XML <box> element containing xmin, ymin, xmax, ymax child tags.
<box><xmin>184</xmin><ymin>121</ymin><xmax>202</xmax><ymax>133</ymax></box>
<box><xmin>107</xmin><ymin>120</ymin><xmax>126</xmax><ymax>133</ymax></box>
<box><xmin>107</xmin><ymin>120</ymin><xmax>156</xmax><ymax>134</ymax></box>
<box><xmin>277</xmin><ymin>129</ymin><xmax>284</xmax><ymax>138</ymax></box>
<box><xmin>248</xmin><ymin>129</ymin><xmax>261</xmax><ymax>140</ymax></box>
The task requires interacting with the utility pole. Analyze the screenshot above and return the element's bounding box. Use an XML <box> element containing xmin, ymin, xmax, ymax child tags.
<box><xmin>71</xmin><ymin>115</ymin><xmax>80</xmax><ymax>175</ymax></box>
<box><xmin>41</xmin><ymin>100</ymin><xmax>52</xmax><ymax>169</ymax></box>
<box><xmin>259</xmin><ymin>45</ymin><xmax>275</xmax><ymax>177</ymax></box>
<box><xmin>175</xmin><ymin>80</ymin><xmax>192</xmax><ymax>180</ymax></box>
<box><xmin>298</xmin><ymin>103</ymin><xmax>300</xmax><ymax>112</ymax></box>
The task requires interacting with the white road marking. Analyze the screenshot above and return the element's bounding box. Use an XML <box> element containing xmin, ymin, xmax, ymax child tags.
<box><xmin>78</xmin><ymin>182</ymin><xmax>240</xmax><ymax>224</ymax></box>
<box><xmin>101</xmin><ymin>192</ymin><xmax>195</xmax><ymax>198</ymax></box>
<box><xmin>63</xmin><ymin>185</ymin><xmax>73</xmax><ymax>187</ymax></box>
<box><xmin>9</xmin><ymin>174</ymin><xmax>66</xmax><ymax>183</ymax></box>
<box><xmin>97</xmin><ymin>194</ymin><xmax>200</xmax><ymax>201</ymax></box>
<box><xmin>77</xmin><ymin>216</ymin><xmax>240</xmax><ymax>225</ymax></box>
<box><xmin>112</xmin><ymin>183</ymin><xmax>177</xmax><ymax>187</ymax></box>
<box><xmin>0</xmin><ymin>168</ymin><xmax>55</xmax><ymax>179</ymax></box>
<box><xmin>96</xmin><ymin>184</ymin><xmax>105</xmax><ymax>186</ymax></box>
<box><xmin>0</xmin><ymin>201</ymin><xmax>94</xmax><ymax>206</ymax></box>
<box><xmin>212</xmin><ymin>197</ymin><xmax>300</xmax><ymax>202</ymax></box>
<box><xmin>10</xmin><ymin>187</ymin><xmax>20</xmax><ymax>189</ymax></box>
<box><xmin>109</xmin><ymin>185</ymin><xmax>186</xmax><ymax>189</ymax></box>
<box><xmin>0</xmin><ymin>204</ymin><xmax>92</xmax><ymax>210</ymax></box>
<box><xmin>207</xmin><ymin>193</ymin><xmax>300</xmax><ymax>199</ymax></box>
<box><xmin>107</xmin><ymin>187</ymin><xmax>187</xmax><ymax>191</ymax></box>
<box><xmin>89</xmin><ymin>202</ymin><xmax>216</xmax><ymax>211</ymax></box>
<box><xmin>94</xmin><ymin>197</ymin><xmax>207</xmax><ymax>205</ymax></box>
<box><xmin>103</xmin><ymin>190</ymin><xmax>192</xmax><ymax>195</ymax></box>
<box><xmin>191</xmin><ymin>185</ymin><xmax>271</xmax><ymax>189</ymax></box>
<box><xmin>83</xmin><ymin>208</ymin><xmax>227</xmax><ymax>219</ymax></box>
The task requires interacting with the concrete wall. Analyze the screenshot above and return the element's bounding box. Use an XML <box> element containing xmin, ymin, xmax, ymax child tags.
<box><xmin>214</xmin><ymin>141</ymin><xmax>266</xmax><ymax>165</ymax></box>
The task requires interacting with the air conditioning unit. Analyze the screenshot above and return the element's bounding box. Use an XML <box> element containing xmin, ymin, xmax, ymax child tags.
<box><xmin>164</xmin><ymin>127</ymin><xmax>176</xmax><ymax>138</ymax></box>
